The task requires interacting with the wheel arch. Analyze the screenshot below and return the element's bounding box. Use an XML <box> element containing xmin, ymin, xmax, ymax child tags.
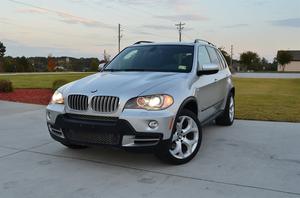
<box><xmin>177</xmin><ymin>96</ymin><xmax>198</xmax><ymax>117</ymax></box>
<box><xmin>231</xmin><ymin>87</ymin><xmax>235</xmax><ymax>97</ymax></box>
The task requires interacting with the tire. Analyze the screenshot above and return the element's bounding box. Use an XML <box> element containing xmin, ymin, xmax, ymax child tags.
<box><xmin>215</xmin><ymin>92</ymin><xmax>235</xmax><ymax>126</ymax></box>
<box><xmin>155</xmin><ymin>109</ymin><xmax>202</xmax><ymax>165</ymax></box>
<box><xmin>61</xmin><ymin>142</ymin><xmax>88</xmax><ymax>149</ymax></box>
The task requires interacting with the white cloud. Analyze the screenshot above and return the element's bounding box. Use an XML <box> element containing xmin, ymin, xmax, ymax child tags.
<box><xmin>12</xmin><ymin>0</ymin><xmax>114</xmax><ymax>29</ymax></box>
<box><xmin>155</xmin><ymin>14</ymin><xmax>208</xmax><ymax>22</ymax></box>
<box><xmin>16</xmin><ymin>8</ymin><xmax>48</xmax><ymax>14</ymax></box>
<box><xmin>271</xmin><ymin>18</ymin><xmax>300</xmax><ymax>28</ymax></box>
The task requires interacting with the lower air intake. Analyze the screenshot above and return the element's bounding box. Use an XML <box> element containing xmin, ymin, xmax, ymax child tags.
<box><xmin>64</xmin><ymin>129</ymin><xmax>120</xmax><ymax>145</ymax></box>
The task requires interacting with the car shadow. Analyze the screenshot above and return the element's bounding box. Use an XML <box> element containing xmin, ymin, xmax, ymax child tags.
<box><xmin>33</xmin><ymin>121</ymin><xmax>221</xmax><ymax>171</ymax></box>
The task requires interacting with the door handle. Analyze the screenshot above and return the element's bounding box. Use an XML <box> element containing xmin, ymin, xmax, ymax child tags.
<box><xmin>214</xmin><ymin>78</ymin><xmax>218</xmax><ymax>82</ymax></box>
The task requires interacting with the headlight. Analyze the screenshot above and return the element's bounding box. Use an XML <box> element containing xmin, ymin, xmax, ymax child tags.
<box><xmin>125</xmin><ymin>95</ymin><xmax>174</xmax><ymax>110</ymax></box>
<box><xmin>50</xmin><ymin>91</ymin><xmax>64</xmax><ymax>104</ymax></box>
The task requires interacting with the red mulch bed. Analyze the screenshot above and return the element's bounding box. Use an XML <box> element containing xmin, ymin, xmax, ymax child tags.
<box><xmin>0</xmin><ymin>89</ymin><xmax>53</xmax><ymax>105</ymax></box>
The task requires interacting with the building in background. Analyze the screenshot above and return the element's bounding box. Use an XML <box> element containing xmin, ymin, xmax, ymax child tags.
<box><xmin>278</xmin><ymin>50</ymin><xmax>300</xmax><ymax>72</ymax></box>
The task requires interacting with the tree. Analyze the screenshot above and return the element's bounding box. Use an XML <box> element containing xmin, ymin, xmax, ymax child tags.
<box><xmin>240</xmin><ymin>51</ymin><xmax>261</xmax><ymax>71</ymax></box>
<box><xmin>103</xmin><ymin>50</ymin><xmax>111</xmax><ymax>62</ymax></box>
<box><xmin>0</xmin><ymin>41</ymin><xmax>6</xmax><ymax>72</ymax></box>
<box><xmin>89</xmin><ymin>58</ymin><xmax>99</xmax><ymax>71</ymax></box>
<box><xmin>260</xmin><ymin>57</ymin><xmax>268</xmax><ymax>71</ymax></box>
<box><xmin>218</xmin><ymin>47</ymin><xmax>231</xmax><ymax>65</ymax></box>
<box><xmin>3</xmin><ymin>56</ymin><xmax>16</xmax><ymax>72</ymax></box>
<box><xmin>16</xmin><ymin>56</ymin><xmax>31</xmax><ymax>72</ymax></box>
<box><xmin>277</xmin><ymin>51</ymin><xmax>292</xmax><ymax>72</ymax></box>
<box><xmin>47</xmin><ymin>54</ymin><xmax>56</xmax><ymax>72</ymax></box>
<box><xmin>0</xmin><ymin>42</ymin><xmax>6</xmax><ymax>57</ymax></box>
<box><xmin>260</xmin><ymin>57</ymin><xmax>268</xmax><ymax>64</ymax></box>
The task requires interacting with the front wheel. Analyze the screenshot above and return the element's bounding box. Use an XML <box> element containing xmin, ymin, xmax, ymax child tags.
<box><xmin>156</xmin><ymin>109</ymin><xmax>202</xmax><ymax>165</ymax></box>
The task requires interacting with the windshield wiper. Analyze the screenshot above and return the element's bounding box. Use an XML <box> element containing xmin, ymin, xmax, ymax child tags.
<box><xmin>103</xmin><ymin>68</ymin><xmax>182</xmax><ymax>72</ymax></box>
<box><xmin>103</xmin><ymin>69</ymin><xmax>122</xmax><ymax>72</ymax></box>
<box><xmin>120</xmin><ymin>69</ymin><xmax>148</xmax><ymax>72</ymax></box>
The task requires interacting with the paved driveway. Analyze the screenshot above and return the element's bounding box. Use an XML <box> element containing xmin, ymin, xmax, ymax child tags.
<box><xmin>233</xmin><ymin>72</ymin><xmax>300</xmax><ymax>78</ymax></box>
<box><xmin>0</xmin><ymin>101</ymin><xmax>300</xmax><ymax>198</ymax></box>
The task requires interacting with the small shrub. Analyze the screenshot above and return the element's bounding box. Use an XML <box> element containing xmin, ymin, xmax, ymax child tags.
<box><xmin>0</xmin><ymin>80</ymin><xmax>13</xmax><ymax>93</ymax></box>
<box><xmin>52</xmin><ymin>80</ymin><xmax>69</xmax><ymax>91</ymax></box>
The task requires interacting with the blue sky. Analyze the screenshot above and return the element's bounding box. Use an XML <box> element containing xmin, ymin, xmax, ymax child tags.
<box><xmin>1</xmin><ymin>0</ymin><xmax>300</xmax><ymax>61</ymax></box>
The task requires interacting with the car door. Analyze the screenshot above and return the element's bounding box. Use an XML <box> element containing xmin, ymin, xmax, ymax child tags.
<box><xmin>215</xmin><ymin>49</ymin><xmax>231</xmax><ymax>109</ymax></box>
<box><xmin>194</xmin><ymin>46</ymin><xmax>221</xmax><ymax>122</ymax></box>
<box><xmin>206</xmin><ymin>47</ymin><xmax>228</xmax><ymax>110</ymax></box>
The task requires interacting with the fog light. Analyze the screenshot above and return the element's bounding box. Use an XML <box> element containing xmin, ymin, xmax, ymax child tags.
<box><xmin>148</xmin><ymin>120</ymin><xmax>159</xmax><ymax>129</ymax></box>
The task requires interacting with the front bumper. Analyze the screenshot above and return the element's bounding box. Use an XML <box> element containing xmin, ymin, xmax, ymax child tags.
<box><xmin>46</xmin><ymin>104</ymin><xmax>175</xmax><ymax>148</ymax></box>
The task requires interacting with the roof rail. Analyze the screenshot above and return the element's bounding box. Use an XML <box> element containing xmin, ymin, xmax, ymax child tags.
<box><xmin>194</xmin><ymin>39</ymin><xmax>216</xmax><ymax>47</ymax></box>
<box><xmin>133</xmin><ymin>41</ymin><xmax>154</xmax><ymax>45</ymax></box>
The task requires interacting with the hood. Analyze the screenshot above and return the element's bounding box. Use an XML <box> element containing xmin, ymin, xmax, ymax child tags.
<box><xmin>64</xmin><ymin>72</ymin><xmax>187</xmax><ymax>97</ymax></box>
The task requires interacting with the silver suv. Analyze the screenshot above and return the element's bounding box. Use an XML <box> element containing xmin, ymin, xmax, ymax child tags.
<box><xmin>46</xmin><ymin>40</ymin><xmax>235</xmax><ymax>164</ymax></box>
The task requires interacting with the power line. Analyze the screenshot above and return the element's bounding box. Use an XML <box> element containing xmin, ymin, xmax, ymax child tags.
<box><xmin>7</xmin><ymin>0</ymin><xmax>114</xmax><ymax>30</ymax></box>
<box><xmin>7</xmin><ymin>0</ymin><xmax>202</xmax><ymax>50</ymax></box>
<box><xmin>175</xmin><ymin>22</ymin><xmax>185</xmax><ymax>42</ymax></box>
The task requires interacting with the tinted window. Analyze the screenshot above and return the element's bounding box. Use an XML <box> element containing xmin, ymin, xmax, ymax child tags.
<box><xmin>198</xmin><ymin>46</ymin><xmax>211</xmax><ymax>67</ymax></box>
<box><xmin>207</xmin><ymin>47</ymin><xmax>222</xmax><ymax>69</ymax></box>
<box><xmin>216</xmin><ymin>49</ymin><xmax>227</xmax><ymax>69</ymax></box>
<box><xmin>104</xmin><ymin>45</ymin><xmax>194</xmax><ymax>73</ymax></box>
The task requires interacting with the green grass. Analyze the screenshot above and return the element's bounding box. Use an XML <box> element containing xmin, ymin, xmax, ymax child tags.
<box><xmin>234</xmin><ymin>78</ymin><xmax>300</xmax><ymax>122</ymax></box>
<box><xmin>236</xmin><ymin>71</ymin><xmax>300</xmax><ymax>73</ymax></box>
<box><xmin>1</xmin><ymin>73</ymin><xmax>300</xmax><ymax>122</ymax></box>
<box><xmin>0</xmin><ymin>73</ymin><xmax>94</xmax><ymax>89</ymax></box>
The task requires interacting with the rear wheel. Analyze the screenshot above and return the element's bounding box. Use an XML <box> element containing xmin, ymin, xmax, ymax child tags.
<box><xmin>156</xmin><ymin>109</ymin><xmax>202</xmax><ymax>165</ymax></box>
<box><xmin>216</xmin><ymin>93</ymin><xmax>235</xmax><ymax>126</ymax></box>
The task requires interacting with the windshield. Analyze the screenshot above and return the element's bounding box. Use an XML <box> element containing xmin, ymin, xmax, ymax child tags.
<box><xmin>104</xmin><ymin>45</ymin><xmax>194</xmax><ymax>73</ymax></box>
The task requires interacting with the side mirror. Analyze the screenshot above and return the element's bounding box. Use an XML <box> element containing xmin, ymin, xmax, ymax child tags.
<box><xmin>197</xmin><ymin>63</ymin><xmax>219</xmax><ymax>76</ymax></box>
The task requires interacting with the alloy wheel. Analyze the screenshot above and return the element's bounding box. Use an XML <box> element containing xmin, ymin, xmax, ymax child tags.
<box><xmin>169</xmin><ymin>116</ymin><xmax>199</xmax><ymax>159</ymax></box>
<box><xmin>229</xmin><ymin>96</ymin><xmax>235</xmax><ymax>122</ymax></box>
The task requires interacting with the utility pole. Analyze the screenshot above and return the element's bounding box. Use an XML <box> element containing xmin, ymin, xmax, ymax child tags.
<box><xmin>118</xmin><ymin>24</ymin><xmax>123</xmax><ymax>53</ymax></box>
<box><xmin>230</xmin><ymin>45</ymin><xmax>233</xmax><ymax>68</ymax></box>
<box><xmin>175</xmin><ymin>22</ymin><xmax>185</xmax><ymax>42</ymax></box>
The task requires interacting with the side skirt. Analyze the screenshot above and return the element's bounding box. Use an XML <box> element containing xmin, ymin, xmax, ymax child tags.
<box><xmin>201</xmin><ymin>110</ymin><xmax>223</xmax><ymax>126</ymax></box>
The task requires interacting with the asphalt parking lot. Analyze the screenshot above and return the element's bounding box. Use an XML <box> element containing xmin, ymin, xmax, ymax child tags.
<box><xmin>0</xmin><ymin>101</ymin><xmax>300</xmax><ymax>198</ymax></box>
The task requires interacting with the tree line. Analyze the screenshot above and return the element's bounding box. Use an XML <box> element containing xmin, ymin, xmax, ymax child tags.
<box><xmin>1</xmin><ymin>55</ymin><xmax>100</xmax><ymax>73</ymax></box>
<box><xmin>0</xmin><ymin>41</ymin><xmax>103</xmax><ymax>73</ymax></box>
<box><xmin>218</xmin><ymin>48</ymin><xmax>293</xmax><ymax>72</ymax></box>
<box><xmin>237</xmin><ymin>51</ymin><xmax>292</xmax><ymax>72</ymax></box>
<box><xmin>0</xmin><ymin>41</ymin><xmax>293</xmax><ymax>73</ymax></box>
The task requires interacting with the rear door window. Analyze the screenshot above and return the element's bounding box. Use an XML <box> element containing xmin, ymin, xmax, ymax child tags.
<box><xmin>197</xmin><ymin>46</ymin><xmax>211</xmax><ymax>68</ymax></box>
<box><xmin>216</xmin><ymin>49</ymin><xmax>227</xmax><ymax>69</ymax></box>
<box><xmin>207</xmin><ymin>47</ymin><xmax>222</xmax><ymax>69</ymax></box>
